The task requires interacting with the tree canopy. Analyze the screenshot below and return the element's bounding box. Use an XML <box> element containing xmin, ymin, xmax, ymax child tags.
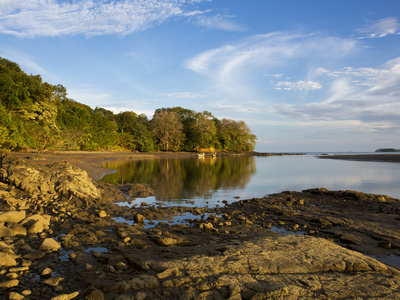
<box><xmin>0</xmin><ymin>57</ymin><xmax>257</xmax><ymax>152</ymax></box>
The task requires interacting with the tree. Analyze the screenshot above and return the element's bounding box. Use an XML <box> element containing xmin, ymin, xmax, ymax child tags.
<box><xmin>189</xmin><ymin>112</ymin><xmax>217</xmax><ymax>150</ymax></box>
<box><xmin>87</xmin><ymin>108</ymin><xmax>118</xmax><ymax>150</ymax></box>
<box><xmin>217</xmin><ymin>118</ymin><xmax>257</xmax><ymax>151</ymax></box>
<box><xmin>151</xmin><ymin>110</ymin><xmax>184</xmax><ymax>151</ymax></box>
<box><xmin>115</xmin><ymin>111</ymin><xmax>155</xmax><ymax>151</ymax></box>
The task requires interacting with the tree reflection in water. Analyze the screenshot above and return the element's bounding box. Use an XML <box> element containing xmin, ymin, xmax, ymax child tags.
<box><xmin>100</xmin><ymin>156</ymin><xmax>256</xmax><ymax>201</ymax></box>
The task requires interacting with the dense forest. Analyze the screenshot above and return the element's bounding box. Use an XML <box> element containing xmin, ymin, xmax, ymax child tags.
<box><xmin>0</xmin><ymin>57</ymin><xmax>256</xmax><ymax>152</ymax></box>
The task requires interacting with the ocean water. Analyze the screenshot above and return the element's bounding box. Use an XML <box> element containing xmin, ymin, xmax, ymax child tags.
<box><xmin>100</xmin><ymin>154</ymin><xmax>400</xmax><ymax>208</ymax></box>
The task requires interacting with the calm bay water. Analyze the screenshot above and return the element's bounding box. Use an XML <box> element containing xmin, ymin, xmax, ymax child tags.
<box><xmin>100</xmin><ymin>154</ymin><xmax>400</xmax><ymax>207</ymax></box>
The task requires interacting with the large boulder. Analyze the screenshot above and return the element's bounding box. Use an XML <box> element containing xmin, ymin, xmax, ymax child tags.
<box><xmin>0</xmin><ymin>154</ymin><xmax>100</xmax><ymax>201</ymax></box>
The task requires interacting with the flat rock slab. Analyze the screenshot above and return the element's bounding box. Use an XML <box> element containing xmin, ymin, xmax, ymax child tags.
<box><xmin>141</xmin><ymin>235</ymin><xmax>400</xmax><ymax>299</ymax></box>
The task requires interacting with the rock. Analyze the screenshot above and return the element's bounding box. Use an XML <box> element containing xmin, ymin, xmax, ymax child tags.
<box><xmin>8</xmin><ymin>292</ymin><xmax>25</xmax><ymax>300</ymax></box>
<box><xmin>146</xmin><ymin>235</ymin><xmax>400</xmax><ymax>298</ymax></box>
<box><xmin>378</xmin><ymin>241</ymin><xmax>392</xmax><ymax>249</ymax></box>
<box><xmin>8</xmin><ymin>266</ymin><xmax>29</xmax><ymax>273</ymax></box>
<box><xmin>134</xmin><ymin>214</ymin><xmax>145</xmax><ymax>223</ymax></box>
<box><xmin>41</xmin><ymin>268</ymin><xmax>52</xmax><ymax>277</ymax></box>
<box><xmin>0</xmin><ymin>211</ymin><xmax>26</xmax><ymax>223</ymax></box>
<box><xmin>39</xmin><ymin>238</ymin><xmax>61</xmax><ymax>251</ymax></box>
<box><xmin>21</xmin><ymin>214</ymin><xmax>50</xmax><ymax>234</ymax></box>
<box><xmin>44</xmin><ymin>276</ymin><xmax>64</xmax><ymax>287</ymax></box>
<box><xmin>23</xmin><ymin>251</ymin><xmax>46</xmax><ymax>260</ymax></box>
<box><xmin>200</xmin><ymin>222</ymin><xmax>216</xmax><ymax>232</ymax></box>
<box><xmin>27</xmin><ymin>220</ymin><xmax>46</xmax><ymax>234</ymax></box>
<box><xmin>154</xmin><ymin>236</ymin><xmax>178</xmax><ymax>246</ymax></box>
<box><xmin>9</xmin><ymin>224</ymin><xmax>27</xmax><ymax>236</ymax></box>
<box><xmin>85</xmin><ymin>289</ymin><xmax>105</xmax><ymax>300</ymax></box>
<box><xmin>0</xmin><ymin>253</ymin><xmax>17</xmax><ymax>267</ymax></box>
<box><xmin>339</xmin><ymin>234</ymin><xmax>363</xmax><ymax>245</ymax></box>
<box><xmin>157</xmin><ymin>268</ymin><xmax>182</xmax><ymax>279</ymax></box>
<box><xmin>115</xmin><ymin>262</ymin><xmax>128</xmax><ymax>271</ymax></box>
<box><xmin>21</xmin><ymin>290</ymin><xmax>31</xmax><ymax>296</ymax></box>
<box><xmin>0</xmin><ymin>155</ymin><xmax>100</xmax><ymax>201</ymax></box>
<box><xmin>50</xmin><ymin>291</ymin><xmax>79</xmax><ymax>300</ymax></box>
<box><xmin>135</xmin><ymin>292</ymin><xmax>147</xmax><ymax>300</ymax></box>
<box><xmin>7</xmin><ymin>273</ymin><xmax>19</xmax><ymax>279</ymax></box>
<box><xmin>0</xmin><ymin>224</ymin><xmax>14</xmax><ymax>238</ymax></box>
<box><xmin>128</xmin><ymin>275</ymin><xmax>159</xmax><ymax>290</ymax></box>
<box><xmin>0</xmin><ymin>279</ymin><xmax>18</xmax><ymax>290</ymax></box>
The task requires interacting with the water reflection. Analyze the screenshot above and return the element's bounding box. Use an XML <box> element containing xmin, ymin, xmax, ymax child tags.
<box><xmin>100</xmin><ymin>156</ymin><xmax>256</xmax><ymax>202</ymax></box>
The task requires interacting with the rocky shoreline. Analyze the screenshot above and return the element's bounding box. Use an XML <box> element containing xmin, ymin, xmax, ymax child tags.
<box><xmin>0</xmin><ymin>152</ymin><xmax>400</xmax><ymax>299</ymax></box>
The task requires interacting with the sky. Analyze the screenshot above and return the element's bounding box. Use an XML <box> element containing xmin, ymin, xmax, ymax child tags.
<box><xmin>1</xmin><ymin>0</ymin><xmax>400</xmax><ymax>152</ymax></box>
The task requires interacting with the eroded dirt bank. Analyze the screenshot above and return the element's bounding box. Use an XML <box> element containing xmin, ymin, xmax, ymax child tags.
<box><xmin>0</xmin><ymin>152</ymin><xmax>400</xmax><ymax>299</ymax></box>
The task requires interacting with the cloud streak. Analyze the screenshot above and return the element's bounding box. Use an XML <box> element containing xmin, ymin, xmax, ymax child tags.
<box><xmin>274</xmin><ymin>57</ymin><xmax>400</xmax><ymax>131</ymax></box>
<box><xmin>357</xmin><ymin>17</ymin><xmax>400</xmax><ymax>38</ymax></box>
<box><xmin>185</xmin><ymin>29</ymin><xmax>400</xmax><ymax>137</ymax></box>
<box><xmin>185</xmin><ymin>31</ymin><xmax>357</xmax><ymax>108</ymax></box>
<box><xmin>275</xmin><ymin>80</ymin><xmax>322</xmax><ymax>91</ymax></box>
<box><xmin>0</xmin><ymin>0</ymin><xmax>214</xmax><ymax>37</ymax></box>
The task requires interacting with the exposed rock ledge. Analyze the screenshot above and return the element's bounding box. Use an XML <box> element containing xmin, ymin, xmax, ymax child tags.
<box><xmin>0</xmin><ymin>152</ymin><xmax>399</xmax><ymax>299</ymax></box>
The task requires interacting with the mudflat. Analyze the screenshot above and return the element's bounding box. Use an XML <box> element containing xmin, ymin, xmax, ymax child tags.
<box><xmin>0</xmin><ymin>151</ymin><xmax>400</xmax><ymax>299</ymax></box>
<box><xmin>318</xmin><ymin>153</ymin><xmax>400</xmax><ymax>163</ymax></box>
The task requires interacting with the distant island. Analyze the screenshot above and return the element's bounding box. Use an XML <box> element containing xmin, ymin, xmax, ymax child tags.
<box><xmin>375</xmin><ymin>148</ymin><xmax>400</xmax><ymax>152</ymax></box>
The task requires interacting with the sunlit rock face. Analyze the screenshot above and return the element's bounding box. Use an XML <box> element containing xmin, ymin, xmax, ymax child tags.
<box><xmin>0</xmin><ymin>154</ymin><xmax>100</xmax><ymax>201</ymax></box>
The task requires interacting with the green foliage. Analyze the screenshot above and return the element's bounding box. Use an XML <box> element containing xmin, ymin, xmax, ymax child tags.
<box><xmin>216</xmin><ymin>118</ymin><xmax>257</xmax><ymax>151</ymax></box>
<box><xmin>151</xmin><ymin>110</ymin><xmax>184</xmax><ymax>151</ymax></box>
<box><xmin>0</xmin><ymin>57</ymin><xmax>257</xmax><ymax>152</ymax></box>
<box><xmin>115</xmin><ymin>111</ymin><xmax>155</xmax><ymax>152</ymax></box>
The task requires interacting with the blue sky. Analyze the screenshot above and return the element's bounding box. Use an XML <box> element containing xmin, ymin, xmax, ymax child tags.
<box><xmin>1</xmin><ymin>0</ymin><xmax>400</xmax><ymax>152</ymax></box>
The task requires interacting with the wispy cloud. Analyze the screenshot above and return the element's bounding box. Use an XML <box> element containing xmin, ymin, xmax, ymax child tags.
<box><xmin>161</xmin><ymin>91</ymin><xmax>204</xmax><ymax>99</ymax></box>
<box><xmin>185</xmin><ymin>32</ymin><xmax>357</xmax><ymax>97</ymax></box>
<box><xmin>0</xmin><ymin>0</ymin><xmax>213</xmax><ymax>37</ymax></box>
<box><xmin>357</xmin><ymin>17</ymin><xmax>400</xmax><ymax>38</ymax></box>
<box><xmin>275</xmin><ymin>80</ymin><xmax>322</xmax><ymax>91</ymax></box>
<box><xmin>193</xmin><ymin>14</ymin><xmax>246</xmax><ymax>32</ymax></box>
<box><xmin>274</xmin><ymin>57</ymin><xmax>400</xmax><ymax>131</ymax></box>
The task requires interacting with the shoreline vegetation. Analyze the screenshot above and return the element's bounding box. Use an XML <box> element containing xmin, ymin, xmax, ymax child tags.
<box><xmin>0</xmin><ymin>57</ymin><xmax>257</xmax><ymax>154</ymax></box>
<box><xmin>0</xmin><ymin>151</ymin><xmax>400</xmax><ymax>299</ymax></box>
